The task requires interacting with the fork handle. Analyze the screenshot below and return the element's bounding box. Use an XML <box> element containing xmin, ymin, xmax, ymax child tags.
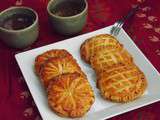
<box><xmin>123</xmin><ymin>5</ymin><xmax>140</xmax><ymax>21</ymax></box>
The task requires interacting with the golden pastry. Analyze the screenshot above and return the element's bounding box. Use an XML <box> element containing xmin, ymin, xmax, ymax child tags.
<box><xmin>80</xmin><ymin>34</ymin><xmax>122</xmax><ymax>64</ymax></box>
<box><xmin>97</xmin><ymin>65</ymin><xmax>147</xmax><ymax>102</ymax></box>
<box><xmin>35</xmin><ymin>49</ymin><xmax>72</xmax><ymax>75</ymax></box>
<box><xmin>91</xmin><ymin>48</ymin><xmax>133</xmax><ymax>73</ymax></box>
<box><xmin>47</xmin><ymin>73</ymin><xmax>95</xmax><ymax>118</ymax></box>
<box><xmin>40</xmin><ymin>57</ymin><xmax>84</xmax><ymax>87</ymax></box>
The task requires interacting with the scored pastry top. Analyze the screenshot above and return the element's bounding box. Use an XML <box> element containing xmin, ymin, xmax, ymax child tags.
<box><xmin>35</xmin><ymin>49</ymin><xmax>72</xmax><ymax>75</ymax></box>
<box><xmin>80</xmin><ymin>34</ymin><xmax>122</xmax><ymax>64</ymax></box>
<box><xmin>48</xmin><ymin>73</ymin><xmax>95</xmax><ymax>118</ymax></box>
<box><xmin>97</xmin><ymin>65</ymin><xmax>147</xmax><ymax>102</ymax></box>
<box><xmin>40</xmin><ymin>57</ymin><xmax>84</xmax><ymax>87</ymax></box>
<box><xmin>91</xmin><ymin>47</ymin><xmax>133</xmax><ymax>72</ymax></box>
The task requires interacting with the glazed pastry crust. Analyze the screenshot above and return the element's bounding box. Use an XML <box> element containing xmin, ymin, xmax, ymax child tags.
<box><xmin>91</xmin><ymin>47</ymin><xmax>133</xmax><ymax>73</ymax></box>
<box><xmin>97</xmin><ymin>65</ymin><xmax>147</xmax><ymax>102</ymax></box>
<box><xmin>35</xmin><ymin>49</ymin><xmax>72</xmax><ymax>75</ymax></box>
<box><xmin>80</xmin><ymin>34</ymin><xmax>122</xmax><ymax>64</ymax></box>
<box><xmin>35</xmin><ymin>49</ymin><xmax>95</xmax><ymax>118</ymax></box>
<box><xmin>40</xmin><ymin>57</ymin><xmax>84</xmax><ymax>88</ymax></box>
<box><xmin>48</xmin><ymin>73</ymin><xmax>95</xmax><ymax>118</ymax></box>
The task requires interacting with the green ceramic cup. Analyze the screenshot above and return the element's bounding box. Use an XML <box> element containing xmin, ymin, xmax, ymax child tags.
<box><xmin>47</xmin><ymin>0</ymin><xmax>88</xmax><ymax>35</ymax></box>
<box><xmin>0</xmin><ymin>7</ymin><xmax>39</xmax><ymax>49</ymax></box>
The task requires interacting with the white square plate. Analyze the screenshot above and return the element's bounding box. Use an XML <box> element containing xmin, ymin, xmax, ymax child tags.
<box><xmin>15</xmin><ymin>25</ymin><xmax>160</xmax><ymax>120</ymax></box>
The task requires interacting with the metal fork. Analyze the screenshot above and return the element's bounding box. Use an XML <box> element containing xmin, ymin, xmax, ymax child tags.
<box><xmin>111</xmin><ymin>5</ymin><xmax>140</xmax><ymax>36</ymax></box>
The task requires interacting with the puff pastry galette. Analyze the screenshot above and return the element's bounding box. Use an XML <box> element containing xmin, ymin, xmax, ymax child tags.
<box><xmin>35</xmin><ymin>49</ymin><xmax>94</xmax><ymax>118</ymax></box>
<box><xmin>35</xmin><ymin>49</ymin><xmax>72</xmax><ymax>75</ymax></box>
<box><xmin>97</xmin><ymin>65</ymin><xmax>147</xmax><ymax>102</ymax></box>
<box><xmin>80</xmin><ymin>34</ymin><xmax>147</xmax><ymax>103</ymax></box>
<box><xmin>80</xmin><ymin>34</ymin><xmax>122</xmax><ymax>63</ymax></box>
<box><xmin>91</xmin><ymin>48</ymin><xmax>133</xmax><ymax>73</ymax></box>
<box><xmin>48</xmin><ymin>73</ymin><xmax>95</xmax><ymax>117</ymax></box>
<box><xmin>40</xmin><ymin>56</ymin><xmax>84</xmax><ymax>88</ymax></box>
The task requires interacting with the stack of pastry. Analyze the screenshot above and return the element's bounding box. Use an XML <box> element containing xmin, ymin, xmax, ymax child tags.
<box><xmin>80</xmin><ymin>34</ymin><xmax>147</xmax><ymax>102</ymax></box>
<box><xmin>35</xmin><ymin>49</ymin><xmax>95</xmax><ymax>118</ymax></box>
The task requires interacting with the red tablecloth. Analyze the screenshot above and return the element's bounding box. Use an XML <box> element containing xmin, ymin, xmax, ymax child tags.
<box><xmin>0</xmin><ymin>0</ymin><xmax>160</xmax><ymax>120</ymax></box>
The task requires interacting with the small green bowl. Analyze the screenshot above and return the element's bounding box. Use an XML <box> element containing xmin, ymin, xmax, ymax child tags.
<box><xmin>0</xmin><ymin>7</ymin><xmax>39</xmax><ymax>49</ymax></box>
<box><xmin>47</xmin><ymin>0</ymin><xmax>88</xmax><ymax>35</ymax></box>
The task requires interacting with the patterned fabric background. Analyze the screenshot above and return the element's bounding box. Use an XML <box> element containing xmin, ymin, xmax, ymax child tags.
<box><xmin>0</xmin><ymin>0</ymin><xmax>160</xmax><ymax>120</ymax></box>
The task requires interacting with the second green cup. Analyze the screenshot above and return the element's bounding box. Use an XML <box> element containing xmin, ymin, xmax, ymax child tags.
<box><xmin>47</xmin><ymin>0</ymin><xmax>88</xmax><ymax>35</ymax></box>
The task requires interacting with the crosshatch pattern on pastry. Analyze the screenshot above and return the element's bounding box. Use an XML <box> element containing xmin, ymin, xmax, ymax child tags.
<box><xmin>91</xmin><ymin>48</ymin><xmax>133</xmax><ymax>72</ymax></box>
<box><xmin>80</xmin><ymin>34</ymin><xmax>122</xmax><ymax>63</ymax></box>
<box><xmin>97</xmin><ymin>65</ymin><xmax>147</xmax><ymax>102</ymax></box>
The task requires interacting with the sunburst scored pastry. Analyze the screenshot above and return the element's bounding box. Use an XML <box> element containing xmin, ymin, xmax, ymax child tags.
<box><xmin>47</xmin><ymin>73</ymin><xmax>95</xmax><ymax>118</ymax></box>
<box><xmin>91</xmin><ymin>47</ymin><xmax>133</xmax><ymax>72</ymax></box>
<box><xmin>80</xmin><ymin>34</ymin><xmax>122</xmax><ymax>63</ymax></box>
<box><xmin>40</xmin><ymin>57</ymin><xmax>84</xmax><ymax>87</ymax></box>
<box><xmin>35</xmin><ymin>49</ymin><xmax>72</xmax><ymax>75</ymax></box>
<box><xmin>97</xmin><ymin>65</ymin><xmax>147</xmax><ymax>102</ymax></box>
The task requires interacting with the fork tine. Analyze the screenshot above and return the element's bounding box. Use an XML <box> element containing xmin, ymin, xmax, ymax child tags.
<box><xmin>112</xmin><ymin>20</ymin><xmax>124</xmax><ymax>36</ymax></box>
<box><xmin>113</xmin><ymin>28</ymin><xmax>119</xmax><ymax>36</ymax></box>
<box><xmin>111</xmin><ymin>22</ymin><xmax>119</xmax><ymax>34</ymax></box>
<box><xmin>111</xmin><ymin>22</ymin><xmax>120</xmax><ymax>35</ymax></box>
<box><xmin>112</xmin><ymin>24</ymin><xmax>120</xmax><ymax>36</ymax></box>
<box><xmin>115</xmin><ymin>27</ymin><xmax>121</xmax><ymax>36</ymax></box>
